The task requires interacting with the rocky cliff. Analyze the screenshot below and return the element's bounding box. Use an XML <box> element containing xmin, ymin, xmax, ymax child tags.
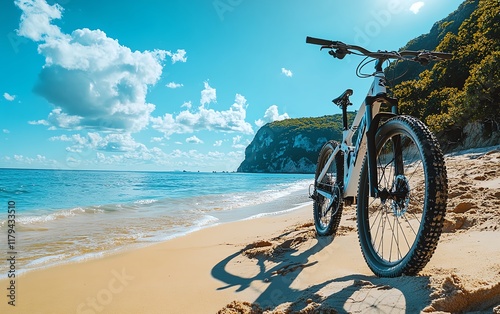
<box><xmin>237</xmin><ymin>114</ymin><xmax>353</xmax><ymax>173</ymax></box>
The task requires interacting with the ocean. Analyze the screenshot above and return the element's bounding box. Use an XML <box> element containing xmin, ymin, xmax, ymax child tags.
<box><xmin>0</xmin><ymin>168</ymin><xmax>313</xmax><ymax>277</ymax></box>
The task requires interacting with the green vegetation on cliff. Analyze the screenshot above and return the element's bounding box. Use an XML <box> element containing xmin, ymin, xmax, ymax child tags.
<box><xmin>386</xmin><ymin>0</ymin><xmax>478</xmax><ymax>86</ymax></box>
<box><xmin>389</xmin><ymin>0</ymin><xmax>500</xmax><ymax>148</ymax></box>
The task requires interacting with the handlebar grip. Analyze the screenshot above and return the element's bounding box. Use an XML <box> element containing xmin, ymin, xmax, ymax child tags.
<box><xmin>306</xmin><ymin>36</ymin><xmax>334</xmax><ymax>46</ymax></box>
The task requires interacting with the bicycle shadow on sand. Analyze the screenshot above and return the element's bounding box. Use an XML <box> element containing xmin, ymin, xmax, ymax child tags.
<box><xmin>211</xmin><ymin>222</ymin><xmax>431</xmax><ymax>313</ymax></box>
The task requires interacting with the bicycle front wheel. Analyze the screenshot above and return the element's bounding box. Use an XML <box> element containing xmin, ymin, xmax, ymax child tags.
<box><xmin>357</xmin><ymin>115</ymin><xmax>447</xmax><ymax>277</ymax></box>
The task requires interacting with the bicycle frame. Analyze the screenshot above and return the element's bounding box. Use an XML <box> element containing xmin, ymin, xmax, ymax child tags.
<box><xmin>308</xmin><ymin>35</ymin><xmax>450</xmax><ymax>277</ymax></box>
<box><xmin>316</xmin><ymin>63</ymin><xmax>398</xmax><ymax>203</ymax></box>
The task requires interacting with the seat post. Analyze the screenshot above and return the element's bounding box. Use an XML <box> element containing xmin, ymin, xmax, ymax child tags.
<box><xmin>341</xmin><ymin>103</ymin><xmax>349</xmax><ymax>130</ymax></box>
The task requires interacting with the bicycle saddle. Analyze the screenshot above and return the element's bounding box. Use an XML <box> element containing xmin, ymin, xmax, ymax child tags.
<box><xmin>332</xmin><ymin>89</ymin><xmax>353</xmax><ymax>106</ymax></box>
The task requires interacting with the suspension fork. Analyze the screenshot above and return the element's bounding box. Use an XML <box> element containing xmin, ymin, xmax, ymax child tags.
<box><xmin>365</xmin><ymin>96</ymin><xmax>398</xmax><ymax>198</ymax></box>
<box><xmin>392</xmin><ymin>135</ymin><xmax>404</xmax><ymax>176</ymax></box>
<box><xmin>390</xmin><ymin>103</ymin><xmax>405</xmax><ymax>178</ymax></box>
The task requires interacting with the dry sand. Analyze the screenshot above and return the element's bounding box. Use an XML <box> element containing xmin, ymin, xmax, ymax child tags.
<box><xmin>1</xmin><ymin>146</ymin><xmax>499</xmax><ymax>314</ymax></box>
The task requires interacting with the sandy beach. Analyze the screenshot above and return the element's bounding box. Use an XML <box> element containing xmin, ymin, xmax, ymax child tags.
<box><xmin>1</xmin><ymin>147</ymin><xmax>500</xmax><ymax>314</ymax></box>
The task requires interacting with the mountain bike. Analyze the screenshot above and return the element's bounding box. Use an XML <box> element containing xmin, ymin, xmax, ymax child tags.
<box><xmin>306</xmin><ymin>36</ymin><xmax>450</xmax><ymax>277</ymax></box>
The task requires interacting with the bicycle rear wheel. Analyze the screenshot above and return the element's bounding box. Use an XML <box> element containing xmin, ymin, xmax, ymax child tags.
<box><xmin>313</xmin><ymin>141</ymin><xmax>343</xmax><ymax>236</ymax></box>
<box><xmin>357</xmin><ymin>115</ymin><xmax>447</xmax><ymax>277</ymax></box>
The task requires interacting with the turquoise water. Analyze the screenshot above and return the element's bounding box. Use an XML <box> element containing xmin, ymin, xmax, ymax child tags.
<box><xmin>0</xmin><ymin>169</ymin><xmax>313</xmax><ymax>276</ymax></box>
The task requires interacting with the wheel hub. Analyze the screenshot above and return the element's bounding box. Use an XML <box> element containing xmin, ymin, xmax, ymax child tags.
<box><xmin>328</xmin><ymin>184</ymin><xmax>341</xmax><ymax>216</ymax></box>
<box><xmin>391</xmin><ymin>175</ymin><xmax>410</xmax><ymax>217</ymax></box>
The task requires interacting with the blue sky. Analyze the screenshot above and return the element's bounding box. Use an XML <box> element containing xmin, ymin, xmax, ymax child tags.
<box><xmin>1</xmin><ymin>0</ymin><xmax>462</xmax><ymax>171</ymax></box>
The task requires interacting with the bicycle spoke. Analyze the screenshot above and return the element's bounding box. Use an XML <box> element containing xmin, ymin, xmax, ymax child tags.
<box><xmin>388</xmin><ymin>211</ymin><xmax>396</xmax><ymax>262</ymax></box>
<box><xmin>378</xmin><ymin>155</ymin><xmax>394</xmax><ymax>188</ymax></box>
<box><xmin>394</xmin><ymin>213</ymin><xmax>403</xmax><ymax>261</ymax></box>
<box><xmin>406</xmin><ymin>209</ymin><xmax>422</xmax><ymax>225</ymax></box>
<box><xmin>378</xmin><ymin>207</ymin><xmax>386</xmax><ymax>258</ymax></box>
<box><xmin>401</xmin><ymin>214</ymin><xmax>418</xmax><ymax>238</ymax></box>
<box><xmin>372</xmin><ymin>212</ymin><xmax>384</xmax><ymax>249</ymax></box>
<box><xmin>405</xmin><ymin>160</ymin><xmax>424</xmax><ymax>183</ymax></box>
<box><xmin>369</xmin><ymin>203</ymin><xmax>384</xmax><ymax>235</ymax></box>
<box><xmin>397</xmin><ymin>215</ymin><xmax>413</xmax><ymax>252</ymax></box>
<box><xmin>385</xmin><ymin>205</ymin><xmax>403</xmax><ymax>262</ymax></box>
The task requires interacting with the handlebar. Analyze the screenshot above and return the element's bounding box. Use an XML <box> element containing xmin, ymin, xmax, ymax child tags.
<box><xmin>306</xmin><ymin>36</ymin><xmax>452</xmax><ymax>66</ymax></box>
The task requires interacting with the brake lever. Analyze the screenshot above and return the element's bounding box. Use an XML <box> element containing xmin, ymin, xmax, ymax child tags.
<box><xmin>326</xmin><ymin>49</ymin><xmax>349</xmax><ymax>59</ymax></box>
<box><xmin>415</xmin><ymin>51</ymin><xmax>445</xmax><ymax>65</ymax></box>
<box><xmin>414</xmin><ymin>56</ymin><xmax>429</xmax><ymax>66</ymax></box>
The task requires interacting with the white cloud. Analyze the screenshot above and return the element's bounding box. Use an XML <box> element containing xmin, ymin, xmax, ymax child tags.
<box><xmin>169</xmin><ymin>149</ymin><xmax>204</xmax><ymax>161</ymax></box>
<box><xmin>186</xmin><ymin>135</ymin><xmax>203</xmax><ymax>144</ymax></box>
<box><xmin>15</xmin><ymin>0</ymin><xmax>64</xmax><ymax>41</ymax></box>
<box><xmin>227</xmin><ymin>150</ymin><xmax>244</xmax><ymax>159</ymax></box>
<box><xmin>232</xmin><ymin>138</ymin><xmax>249</xmax><ymax>150</ymax></box>
<box><xmin>92</xmin><ymin>146</ymin><xmax>173</xmax><ymax>166</ymax></box>
<box><xmin>94</xmin><ymin>133</ymin><xmax>146</xmax><ymax>152</ymax></box>
<box><xmin>62</xmin><ymin>145</ymin><xmax>244</xmax><ymax>171</ymax></box>
<box><xmin>15</xmin><ymin>0</ymin><xmax>167</xmax><ymax>133</ymax></box>
<box><xmin>12</xmin><ymin>154</ymin><xmax>57</xmax><ymax>166</ymax></box>
<box><xmin>181</xmin><ymin>101</ymin><xmax>192</xmax><ymax>109</ymax></box>
<box><xmin>232</xmin><ymin>135</ymin><xmax>241</xmax><ymax>145</ymax></box>
<box><xmin>213</xmin><ymin>140</ymin><xmax>222</xmax><ymax>147</ymax></box>
<box><xmin>166</xmin><ymin>49</ymin><xmax>187</xmax><ymax>64</ymax></box>
<box><xmin>255</xmin><ymin>105</ymin><xmax>290</xmax><ymax>127</ymax></box>
<box><xmin>152</xmin><ymin>92</ymin><xmax>254</xmax><ymax>136</ymax></box>
<box><xmin>200</xmin><ymin>81</ymin><xmax>216</xmax><ymax>106</ymax></box>
<box><xmin>166</xmin><ymin>82</ymin><xmax>183</xmax><ymax>89</ymax></box>
<box><xmin>49</xmin><ymin>134</ymin><xmax>72</xmax><ymax>141</ymax></box>
<box><xmin>3</xmin><ymin>93</ymin><xmax>16</xmax><ymax>101</ymax></box>
<box><xmin>160</xmin><ymin>148</ymin><xmax>242</xmax><ymax>170</ymax></box>
<box><xmin>170</xmin><ymin>149</ymin><xmax>183</xmax><ymax>158</ymax></box>
<box><xmin>281</xmin><ymin>67</ymin><xmax>293</xmax><ymax>77</ymax></box>
<box><xmin>410</xmin><ymin>2</ymin><xmax>425</xmax><ymax>14</ymax></box>
<box><xmin>28</xmin><ymin>119</ymin><xmax>50</xmax><ymax>126</ymax></box>
<box><xmin>151</xmin><ymin>137</ymin><xmax>163</xmax><ymax>142</ymax></box>
<box><xmin>55</xmin><ymin>132</ymin><xmax>147</xmax><ymax>153</ymax></box>
<box><xmin>208</xmin><ymin>151</ymin><xmax>225</xmax><ymax>159</ymax></box>
<box><xmin>47</xmin><ymin>108</ymin><xmax>82</xmax><ymax>129</ymax></box>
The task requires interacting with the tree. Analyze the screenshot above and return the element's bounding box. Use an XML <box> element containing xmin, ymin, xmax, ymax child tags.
<box><xmin>463</xmin><ymin>51</ymin><xmax>500</xmax><ymax>124</ymax></box>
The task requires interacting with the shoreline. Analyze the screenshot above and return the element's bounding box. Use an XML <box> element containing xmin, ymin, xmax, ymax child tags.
<box><xmin>1</xmin><ymin>199</ymin><xmax>313</xmax><ymax>281</ymax></box>
<box><xmin>0</xmin><ymin>172</ymin><xmax>313</xmax><ymax>280</ymax></box>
